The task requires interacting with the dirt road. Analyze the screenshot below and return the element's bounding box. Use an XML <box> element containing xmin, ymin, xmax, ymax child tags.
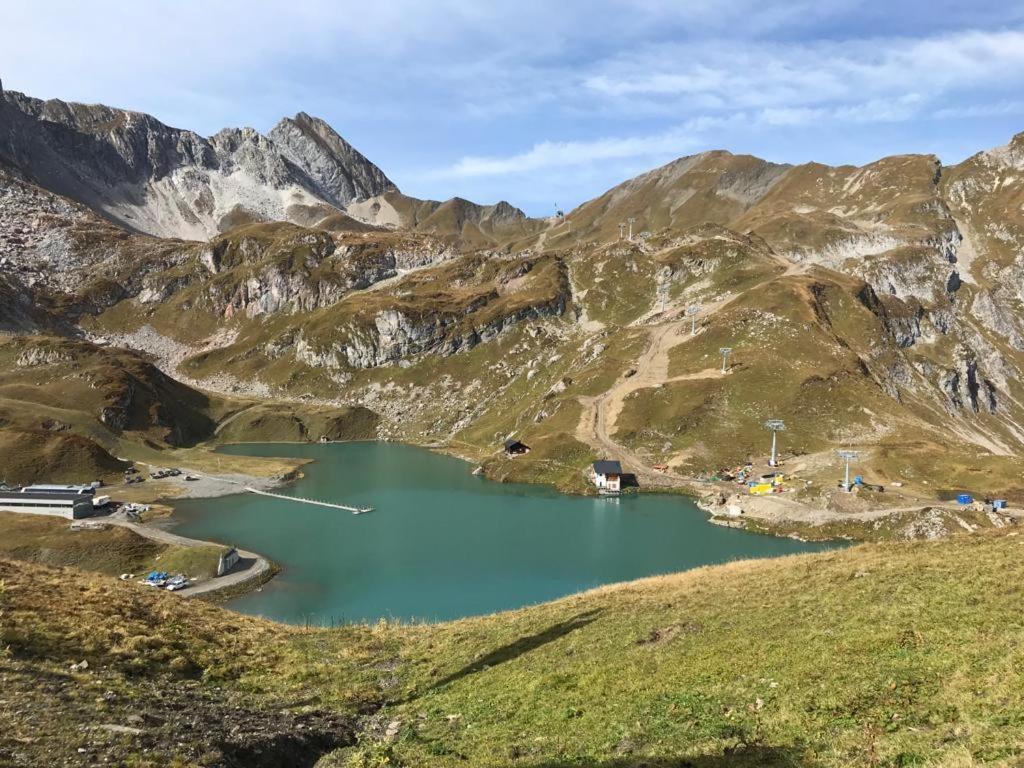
<box><xmin>575</xmin><ymin>286</ymin><xmax>746</xmax><ymax>487</ymax></box>
<box><xmin>571</xmin><ymin>239</ymin><xmax>812</xmax><ymax>493</ymax></box>
<box><xmin>577</xmin><ymin>321</ymin><xmax>697</xmax><ymax>487</ymax></box>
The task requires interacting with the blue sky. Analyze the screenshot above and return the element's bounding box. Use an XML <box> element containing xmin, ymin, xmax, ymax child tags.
<box><xmin>5</xmin><ymin>1</ymin><xmax>1024</xmax><ymax>215</ymax></box>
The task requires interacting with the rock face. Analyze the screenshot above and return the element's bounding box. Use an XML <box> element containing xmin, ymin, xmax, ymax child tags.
<box><xmin>268</xmin><ymin>113</ymin><xmax>396</xmax><ymax>208</ymax></box>
<box><xmin>0</xmin><ymin>85</ymin><xmax>395</xmax><ymax>240</ymax></box>
<box><xmin>329</xmin><ymin>294</ymin><xmax>569</xmax><ymax>369</ymax></box>
<box><xmin>289</xmin><ymin>253</ymin><xmax>572</xmax><ymax>370</ymax></box>
<box><xmin>163</xmin><ymin>224</ymin><xmax>459</xmax><ymax>320</ymax></box>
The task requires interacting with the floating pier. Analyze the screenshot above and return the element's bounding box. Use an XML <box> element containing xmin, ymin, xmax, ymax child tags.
<box><xmin>244</xmin><ymin>487</ymin><xmax>374</xmax><ymax>514</ymax></box>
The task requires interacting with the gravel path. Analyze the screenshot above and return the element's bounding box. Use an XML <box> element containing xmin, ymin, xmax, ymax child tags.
<box><xmin>213</xmin><ymin>404</ymin><xmax>263</xmax><ymax>436</ymax></box>
<box><xmin>130</xmin><ymin>462</ymin><xmax>283</xmax><ymax>499</ymax></box>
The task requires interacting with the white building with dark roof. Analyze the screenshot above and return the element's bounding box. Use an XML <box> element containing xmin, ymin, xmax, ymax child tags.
<box><xmin>592</xmin><ymin>460</ymin><xmax>623</xmax><ymax>493</ymax></box>
<box><xmin>0</xmin><ymin>490</ymin><xmax>96</xmax><ymax>519</ymax></box>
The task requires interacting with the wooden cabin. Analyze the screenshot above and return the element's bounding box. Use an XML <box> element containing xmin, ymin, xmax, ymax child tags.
<box><xmin>504</xmin><ymin>438</ymin><xmax>530</xmax><ymax>457</ymax></box>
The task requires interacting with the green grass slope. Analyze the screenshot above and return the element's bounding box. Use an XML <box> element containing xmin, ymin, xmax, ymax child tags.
<box><xmin>0</xmin><ymin>428</ymin><xmax>128</xmax><ymax>484</ymax></box>
<box><xmin>3</xmin><ymin>531</ymin><xmax>1024</xmax><ymax>766</ymax></box>
<box><xmin>367</xmin><ymin>530</ymin><xmax>1024</xmax><ymax>767</ymax></box>
<box><xmin>214</xmin><ymin>402</ymin><xmax>380</xmax><ymax>443</ymax></box>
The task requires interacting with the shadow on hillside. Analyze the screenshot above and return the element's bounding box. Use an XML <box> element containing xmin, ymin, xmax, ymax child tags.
<box><xmin>518</xmin><ymin>745</ymin><xmax>807</xmax><ymax>768</ymax></box>
<box><xmin>425</xmin><ymin>609</ymin><xmax>602</xmax><ymax>694</ymax></box>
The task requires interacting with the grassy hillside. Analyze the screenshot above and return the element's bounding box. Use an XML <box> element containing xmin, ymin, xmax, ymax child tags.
<box><xmin>365</xmin><ymin>529</ymin><xmax>1024</xmax><ymax>767</ymax></box>
<box><xmin>0</xmin><ymin>332</ymin><xmax>363</xmax><ymax>484</ymax></box>
<box><xmin>346</xmin><ymin>190</ymin><xmax>548</xmax><ymax>248</ymax></box>
<box><xmin>0</xmin><ymin>512</ymin><xmax>221</xmax><ymax>578</ymax></box>
<box><xmin>214</xmin><ymin>402</ymin><xmax>379</xmax><ymax>443</ymax></box>
<box><xmin>0</xmin><ymin>334</ymin><xmax>225</xmax><ymax>483</ymax></box>
<box><xmin>0</xmin><ymin>428</ymin><xmax>128</xmax><ymax>484</ymax></box>
<box><xmin>3</xmin><ymin>530</ymin><xmax>1024</xmax><ymax>766</ymax></box>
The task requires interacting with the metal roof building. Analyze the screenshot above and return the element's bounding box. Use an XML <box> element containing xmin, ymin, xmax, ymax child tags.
<box><xmin>21</xmin><ymin>483</ymin><xmax>96</xmax><ymax>496</ymax></box>
<box><xmin>592</xmin><ymin>460</ymin><xmax>623</xmax><ymax>476</ymax></box>
<box><xmin>0</xmin><ymin>491</ymin><xmax>95</xmax><ymax>519</ymax></box>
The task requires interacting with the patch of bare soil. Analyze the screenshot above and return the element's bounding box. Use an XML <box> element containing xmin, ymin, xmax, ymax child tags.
<box><xmin>0</xmin><ymin>658</ymin><xmax>355</xmax><ymax>768</ymax></box>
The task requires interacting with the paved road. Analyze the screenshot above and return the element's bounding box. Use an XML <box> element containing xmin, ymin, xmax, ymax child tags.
<box><xmin>106</xmin><ymin>516</ymin><xmax>270</xmax><ymax>598</ymax></box>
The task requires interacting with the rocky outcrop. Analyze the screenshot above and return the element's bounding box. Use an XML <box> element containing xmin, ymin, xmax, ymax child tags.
<box><xmin>971</xmin><ymin>290</ymin><xmax>1024</xmax><ymax>350</ymax></box>
<box><xmin>0</xmin><ymin>164</ymin><xmax>206</xmax><ymax>324</ymax></box>
<box><xmin>190</xmin><ymin>227</ymin><xmax>458</xmax><ymax>319</ymax></box>
<box><xmin>939</xmin><ymin>353</ymin><xmax>998</xmax><ymax>414</ymax></box>
<box><xmin>15</xmin><ymin>344</ymin><xmax>74</xmax><ymax>367</ymax></box>
<box><xmin>296</xmin><ymin>274</ymin><xmax>570</xmax><ymax>370</ymax></box>
<box><xmin>219</xmin><ymin>268</ymin><xmax>347</xmax><ymax>319</ymax></box>
<box><xmin>98</xmin><ymin>403</ymin><xmax>129</xmax><ymax>431</ymax></box>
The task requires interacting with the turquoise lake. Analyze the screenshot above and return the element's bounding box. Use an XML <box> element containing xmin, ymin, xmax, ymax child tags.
<box><xmin>172</xmin><ymin>442</ymin><xmax>836</xmax><ymax>624</ymax></box>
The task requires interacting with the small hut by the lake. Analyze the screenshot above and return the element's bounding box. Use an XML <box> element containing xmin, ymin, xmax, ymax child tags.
<box><xmin>504</xmin><ymin>438</ymin><xmax>530</xmax><ymax>457</ymax></box>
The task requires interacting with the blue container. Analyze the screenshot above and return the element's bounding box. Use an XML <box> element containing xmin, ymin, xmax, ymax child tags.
<box><xmin>956</xmin><ymin>493</ymin><xmax>973</xmax><ymax>505</ymax></box>
<box><xmin>854</xmin><ymin>475</ymin><xmax>864</xmax><ymax>485</ymax></box>
<box><xmin>993</xmin><ymin>499</ymin><xmax>1008</xmax><ymax>510</ymax></box>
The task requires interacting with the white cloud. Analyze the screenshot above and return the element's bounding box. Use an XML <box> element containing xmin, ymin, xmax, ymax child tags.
<box><xmin>419</xmin><ymin>26</ymin><xmax>1024</xmax><ymax>181</ymax></box>
<box><xmin>757</xmin><ymin>95</ymin><xmax>926</xmax><ymax>126</ymax></box>
<box><xmin>4</xmin><ymin>2</ymin><xmax>1024</xmax><ymax>210</ymax></box>
<box><xmin>581</xmin><ymin>30</ymin><xmax>1024</xmax><ymax>111</ymax></box>
<box><xmin>429</xmin><ymin>115</ymin><xmax>743</xmax><ymax>179</ymax></box>
<box><xmin>933</xmin><ymin>101</ymin><xmax>1024</xmax><ymax>119</ymax></box>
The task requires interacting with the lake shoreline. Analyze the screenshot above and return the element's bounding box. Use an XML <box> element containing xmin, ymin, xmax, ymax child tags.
<box><xmin>168</xmin><ymin>442</ymin><xmax>837</xmax><ymax>624</ymax></box>
<box><xmin>147</xmin><ymin>437</ymin><xmax>904</xmax><ymax>606</ymax></box>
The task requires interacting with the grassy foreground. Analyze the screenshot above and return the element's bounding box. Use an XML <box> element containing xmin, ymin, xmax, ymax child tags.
<box><xmin>3</xmin><ymin>531</ymin><xmax>1024</xmax><ymax>766</ymax></box>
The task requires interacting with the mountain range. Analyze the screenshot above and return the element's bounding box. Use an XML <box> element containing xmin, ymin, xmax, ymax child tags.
<box><xmin>2</xmin><ymin>82</ymin><xmax>1024</xmax><ymax>512</ymax></box>
<box><xmin>0</xmin><ymin>79</ymin><xmax>538</xmax><ymax>243</ymax></box>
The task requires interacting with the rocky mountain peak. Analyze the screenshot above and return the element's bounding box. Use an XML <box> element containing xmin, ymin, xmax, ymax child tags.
<box><xmin>0</xmin><ymin>87</ymin><xmax>398</xmax><ymax>240</ymax></box>
<box><xmin>268</xmin><ymin>111</ymin><xmax>396</xmax><ymax>208</ymax></box>
<box><xmin>487</xmin><ymin>200</ymin><xmax>526</xmax><ymax>222</ymax></box>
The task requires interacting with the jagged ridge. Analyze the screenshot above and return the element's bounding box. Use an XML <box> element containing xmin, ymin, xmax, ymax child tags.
<box><xmin>0</xmin><ymin>79</ymin><xmax>396</xmax><ymax>240</ymax></box>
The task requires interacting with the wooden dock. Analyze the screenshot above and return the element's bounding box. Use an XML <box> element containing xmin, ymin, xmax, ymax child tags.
<box><xmin>244</xmin><ymin>487</ymin><xmax>374</xmax><ymax>514</ymax></box>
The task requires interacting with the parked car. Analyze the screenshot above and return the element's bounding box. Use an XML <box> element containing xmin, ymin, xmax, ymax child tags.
<box><xmin>165</xmin><ymin>575</ymin><xmax>189</xmax><ymax>591</ymax></box>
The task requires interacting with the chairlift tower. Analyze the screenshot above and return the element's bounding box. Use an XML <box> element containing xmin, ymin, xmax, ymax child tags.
<box><xmin>618</xmin><ymin>222</ymin><xmax>626</xmax><ymax>241</ymax></box>
<box><xmin>764</xmin><ymin>419</ymin><xmax>785</xmax><ymax>467</ymax></box>
<box><xmin>719</xmin><ymin>347</ymin><xmax>732</xmax><ymax>373</ymax></box>
<box><xmin>687</xmin><ymin>305</ymin><xmax>701</xmax><ymax>334</ymax></box>
<box><xmin>837</xmin><ymin>449</ymin><xmax>859</xmax><ymax>492</ymax></box>
<box><xmin>657</xmin><ymin>282</ymin><xmax>669</xmax><ymax>313</ymax></box>
<box><xmin>627</xmin><ymin>217</ymin><xmax>637</xmax><ymax>241</ymax></box>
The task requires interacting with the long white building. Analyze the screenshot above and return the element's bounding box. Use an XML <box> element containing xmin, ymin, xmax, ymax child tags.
<box><xmin>0</xmin><ymin>490</ymin><xmax>96</xmax><ymax>519</ymax></box>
